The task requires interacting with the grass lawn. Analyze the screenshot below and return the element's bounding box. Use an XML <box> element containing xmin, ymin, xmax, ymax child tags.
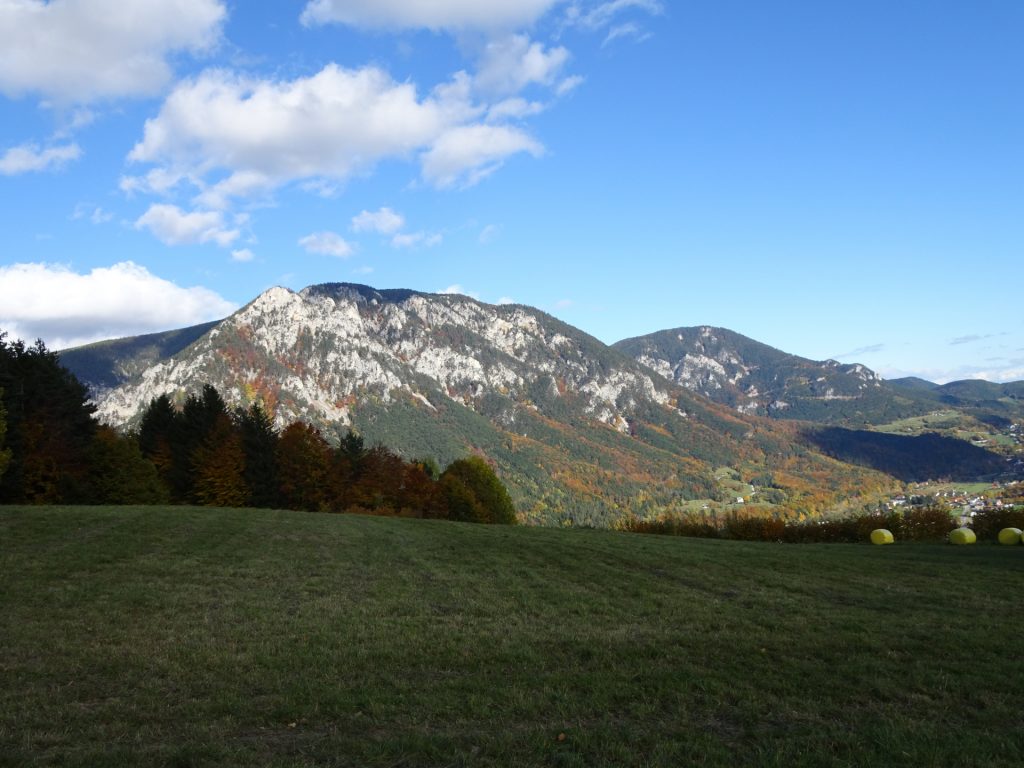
<box><xmin>2</xmin><ymin>506</ymin><xmax>1023</xmax><ymax>767</ymax></box>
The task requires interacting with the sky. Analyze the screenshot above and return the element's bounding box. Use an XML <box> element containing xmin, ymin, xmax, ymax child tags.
<box><xmin>1</xmin><ymin>0</ymin><xmax>1022</xmax><ymax>384</ymax></box>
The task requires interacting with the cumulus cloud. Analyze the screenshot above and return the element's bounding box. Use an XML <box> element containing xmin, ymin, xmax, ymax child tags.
<box><xmin>300</xmin><ymin>0</ymin><xmax>563</xmax><ymax>31</ymax></box>
<box><xmin>438</xmin><ymin>284</ymin><xmax>480</xmax><ymax>299</ymax></box>
<box><xmin>127</xmin><ymin>64</ymin><xmax>546</xmax><ymax>200</ymax></box>
<box><xmin>421</xmin><ymin>124</ymin><xmax>542</xmax><ymax>188</ymax></box>
<box><xmin>0</xmin><ymin>261</ymin><xmax>236</xmax><ymax>349</ymax></box>
<box><xmin>298</xmin><ymin>231</ymin><xmax>354</xmax><ymax>258</ymax></box>
<box><xmin>0</xmin><ymin>142</ymin><xmax>81</xmax><ymax>175</ymax></box>
<box><xmin>486</xmin><ymin>97</ymin><xmax>546</xmax><ymax>121</ymax></box>
<box><xmin>352</xmin><ymin>207</ymin><xmax>405</xmax><ymax>235</ymax></box>
<box><xmin>134</xmin><ymin>204</ymin><xmax>239</xmax><ymax>247</ymax></box>
<box><xmin>230</xmin><ymin>248</ymin><xmax>255</xmax><ymax>262</ymax></box>
<box><xmin>474</xmin><ymin>34</ymin><xmax>570</xmax><ymax>97</ymax></box>
<box><xmin>0</xmin><ymin>0</ymin><xmax>225</xmax><ymax>104</ymax></box>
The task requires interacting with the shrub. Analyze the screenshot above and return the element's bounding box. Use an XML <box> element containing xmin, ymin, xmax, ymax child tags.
<box><xmin>971</xmin><ymin>508</ymin><xmax>1024</xmax><ymax>539</ymax></box>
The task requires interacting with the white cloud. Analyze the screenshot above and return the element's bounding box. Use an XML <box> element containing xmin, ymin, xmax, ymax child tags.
<box><xmin>230</xmin><ymin>248</ymin><xmax>255</xmax><ymax>262</ymax></box>
<box><xmin>0</xmin><ymin>0</ymin><xmax>226</xmax><ymax>104</ymax></box>
<box><xmin>474</xmin><ymin>34</ymin><xmax>570</xmax><ymax>97</ymax></box>
<box><xmin>567</xmin><ymin>0</ymin><xmax>663</xmax><ymax>30</ymax></box>
<box><xmin>0</xmin><ymin>261</ymin><xmax>236</xmax><ymax>349</ymax></box>
<box><xmin>421</xmin><ymin>124</ymin><xmax>542</xmax><ymax>188</ymax></box>
<box><xmin>479</xmin><ymin>224</ymin><xmax>500</xmax><ymax>244</ymax></box>
<box><xmin>487</xmin><ymin>97</ymin><xmax>546</xmax><ymax>121</ymax></box>
<box><xmin>300</xmin><ymin>0</ymin><xmax>563</xmax><ymax>31</ymax></box>
<box><xmin>298</xmin><ymin>231</ymin><xmax>354</xmax><ymax>258</ymax></box>
<box><xmin>352</xmin><ymin>207</ymin><xmax>405</xmax><ymax>235</ymax></box>
<box><xmin>603</xmin><ymin>22</ymin><xmax>650</xmax><ymax>46</ymax></box>
<box><xmin>438</xmin><ymin>284</ymin><xmax>480</xmax><ymax>299</ymax></box>
<box><xmin>195</xmin><ymin>170</ymin><xmax>274</xmax><ymax>210</ymax></box>
<box><xmin>878</xmin><ymin>363</ymin><xmax>1024</xmax><ymax>385</ymax></box>
<box><xmin>391</xmin><ymin>231</ymin><xmax>442</xmax><ymax>249</ymax></box>
<box><xmin>72</xmin><ymin>203</ymin><xmax>113</xmax><ymax>224</ymax></box>
<box><xmin>497</xmin><ymin>296</ymin><xmax>516</xmax><ymax>305</ymax></box>
<box><xmin>129</xmin><ymin>63</ymin><xmax>546</xmax><ymax>200</ymax></box>
<box><xmin>119</xmin><ymin>168</ymin><xmax>189</xmax><ymax>197</ymax></box>
<box><xmin>0</xmin><ymin>142</ymin><xmax>81</xmax><ymax>175</ymax></box>
<box><xmin>555</xmin><ymin>75</ymin><xmax>585</xmax><ymax>95</ymax></box>
<box><xmin>134</xmin><ymin>203</ymin><xmax>239</xmax><ymax>247</ymax></box>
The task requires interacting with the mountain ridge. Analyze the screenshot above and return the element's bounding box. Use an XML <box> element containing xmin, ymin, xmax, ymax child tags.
<box><xmin>58</xmin><ymin>283</ymin><xmax>909</xmax><ymax>524</ymax></box>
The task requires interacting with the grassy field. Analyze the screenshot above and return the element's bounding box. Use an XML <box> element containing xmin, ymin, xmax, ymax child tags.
<box><xmin>2</xmin><ymin>506</ymin><xmax>1023</xmax><ymax>767</ymax></box>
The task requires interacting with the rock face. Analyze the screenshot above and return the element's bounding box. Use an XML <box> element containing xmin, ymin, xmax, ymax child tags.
<box><xmin>90</xmin><ymin>284</ymin><xmax>677</xmax><ymax>433</ymax></box>
<box><xmin>61</xmin><ymin>284</ymin><xmax>892</xmax><ymax>525</ymax></box>
<box><xmin>614</xmin><ymin>326</ymin><xmax>930</xmax><ymax>425</ymax></box>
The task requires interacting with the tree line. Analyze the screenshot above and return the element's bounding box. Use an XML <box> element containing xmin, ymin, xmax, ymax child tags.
<box><xmin>0</xmin><ymin>334</ymin><xmax>516</xmax><ymax>524</ymax></box>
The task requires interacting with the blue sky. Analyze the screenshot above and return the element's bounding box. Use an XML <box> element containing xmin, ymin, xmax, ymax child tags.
<box><xmin>1</xmin><ymin>0</ymin><xmax>1021</xmax><ymax>383</ymax></box>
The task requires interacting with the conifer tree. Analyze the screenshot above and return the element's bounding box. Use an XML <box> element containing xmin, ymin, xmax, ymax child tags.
<box><xmin>192</xmin><ymin>414</ymin><xmax>247</xmax><ymax>507</ymax></box>
<box><xmin>237</xmin><ymin>402</ymin><xmax>279</xmax><ymax>508</ymax></box>
<box><xmin>0</xmin><ymin>335</ymin><xmax>96</xmax><ymax>503</ymax></box>
<box><xmin>0</xmin><ymin>390</ymin><xmax>10</xmax><ymax>485</ymax></box>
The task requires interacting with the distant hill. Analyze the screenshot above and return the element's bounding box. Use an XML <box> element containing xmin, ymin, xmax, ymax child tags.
<box><xmin>613</xmin><ymin>326</ymin><xmax>939</xmax><ymax>425</ymax></box>
<box><xmin>887</xmin><ymin>377</ymin><xmax>941</xmax><ymax>392</ymax></box>
<box><xmin>58</xmin><ymin>321</ymin><xmax>219</xmax><ymax>390</ymax></box>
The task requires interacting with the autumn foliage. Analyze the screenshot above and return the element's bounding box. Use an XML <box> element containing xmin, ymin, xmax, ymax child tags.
<box><xmin>0</xmin><ymin>335</ymin><xmax>516</xmax><ymax>523</ymax></box>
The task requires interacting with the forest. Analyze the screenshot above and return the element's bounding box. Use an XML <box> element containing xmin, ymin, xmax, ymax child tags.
<box><xmin>0</xmin><ymin>334</ymin><xmax>516</xmax><ymax>524</ymax></box>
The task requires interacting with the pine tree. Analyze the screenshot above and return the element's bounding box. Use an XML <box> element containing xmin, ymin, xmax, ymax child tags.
<box><xmin>276</xmin><ymin>422</ymin><xmax>331</xmax><ymax>511</ymax></box>
<box><xmin>0</xmin><ymin>390</ymin><xmax>11</xmax><ymax>485</ymax></box>
<box><xmin>237</xmin><ymin>403</ymin><xmax>279</xmax><ymax>508</ymax></box>
<box><xmin>0</xmin><ymin>335</ymin><xmax>97</xmax><ymax>503</ymax></box>
<box><xmin>192</xmin><ymin>414</ymin><xmax>247</xmax><ymax>507</ymax></box>
<box><xmin>89</xmin><ymin>426</ymin><xmax>168</xmax><ymax>504</ymax></box>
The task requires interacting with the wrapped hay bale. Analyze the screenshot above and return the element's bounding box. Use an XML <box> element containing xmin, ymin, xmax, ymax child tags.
<box><xmin>949</xmin><ymin>528</ymin><xmax>976</xmax><ymax>545</ymax></box>
<box><xmin>870</xmin><ymin>528</ymin><xmax>894</xmax><ymax>545</ymax></box>
<box><xmin>997</xmin><ymin>527</ymin><xmax>1022</xmax><ymax>545</ymax></box>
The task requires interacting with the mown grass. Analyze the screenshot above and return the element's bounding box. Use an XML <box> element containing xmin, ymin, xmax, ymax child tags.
<box><xmin>2</xmin><ymin>506</ymin><xmax>1022</xmax><ymax>767</ymax></box>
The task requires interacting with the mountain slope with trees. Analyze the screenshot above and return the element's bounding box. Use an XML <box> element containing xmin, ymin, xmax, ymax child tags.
<box><xmin>613</xmin><ymin>325</ymin><xmax>1024</xmax><ymax>426</ymax></box>
<box><xmin>56</xmin><ymin>284</ymin><xmax>982</xmax><ymax>524</ymax></box>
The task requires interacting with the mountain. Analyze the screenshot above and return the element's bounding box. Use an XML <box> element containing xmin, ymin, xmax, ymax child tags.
<box><xmin>613</xmin><ymin>326</ymin><xmax>938</xmax><ymax>425</ymax></box>
<box><xmin>887</xmin><ymin>376</ymin><xmax>1024</xmax><ymax>426</ymax></box>
<box><xmin>59</xmin><ymin>283</ymin><xmax>905</xmax><ymax>524</ymax></box>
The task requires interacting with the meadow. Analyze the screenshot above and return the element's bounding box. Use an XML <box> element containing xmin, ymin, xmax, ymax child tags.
<box><xmin>2</xmin><ymin>506</ymin><xmax>1022</xmax><ymax>767</ymax></box>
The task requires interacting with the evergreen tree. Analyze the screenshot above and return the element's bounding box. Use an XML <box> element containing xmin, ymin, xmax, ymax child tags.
<box><xmin>0</xmin><ymin>335</ymin><xmax>97</xmax><ymax>503</ymax></box>
<box><xmin>237</xmin><ymin>403</ymin><xmax>279</xmax><ymax>508</ymax></box>
<box><xmin>0</xmin><ymin>390</ymin><xmax>11</xmax><ymax>485</ymax></box>
<box><xmin>277</xmin><ymin>422</ymin><xmax>331</xmax><ymax>511</ymax></box>
<box><xmin>138</xmin><ymin>393</ymin><xmax>181</xmax><ymax>499</ymax></box>
<box><xmin>89</xmin><ymin>426</ymin><xmax>168</xmax><ymax>504</ymax></box>
<box><xmin>192</xmin><ymin>414</ymin><xmax>247</xmax><ymax>507</ymax></box>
